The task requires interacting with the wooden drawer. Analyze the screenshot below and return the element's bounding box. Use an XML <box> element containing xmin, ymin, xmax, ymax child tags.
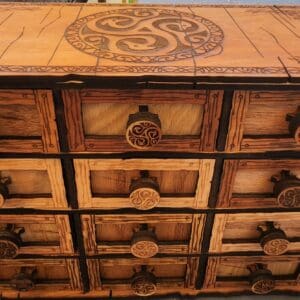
<box><xmin>63</xmin><ymin>89</ymin><xmax>223</xmax><ymax>152</ymax></box>
<box><xmin>82</xmin><ymin>214</ymin><xmax>204</xmax><ymax>257</ymax></box>
<box><xmin>218</xmin><ymin>159</ymin><xmax>300</xmax><ymax>208</ymax></box>
<box><xmin>0</xmin><ymin>90</ymin><xmax>59</xmax><ymax>153</ymax></box>
<box><xmin>0</xmin><ymin>215</ymin><xmax>74</xmax><ymax>257</ymax></box>
<box><xmin>226</xmin><ymin>91</ymin><xmax>300</xmax><ymax>152</ymax></box>
<box><xmin>204</xmin><ymin>256</ymin><xmax>300</xmax><ymax>294</ymax></box>
<box><xmin>75</xmin><ymin>159</ymin><xmax>214</xmax><ymax>209</ymax></box>
<box><xmin>0</xmin><ymin>159</ymin><xmax>67</xmax><ymax>209</ymax></box>
<box><xmin>210</xmin><ymin>213</ymin><xmax>300</xmax><ymax>255</ymax></box>
<box><xmin>0</xmin><ymin>259</ymin><xmax>81</xmax><ymax>296</ymax></box>
<box><xmin>87</xmin><ymin>257</ymin><xmax>199</xmax><ymax>296</ymax></box>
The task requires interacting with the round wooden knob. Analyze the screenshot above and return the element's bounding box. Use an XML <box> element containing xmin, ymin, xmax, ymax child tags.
<box><xmin>250</xmin><ymin>269</ymin><xmax>275</xmax><ymax>295</ymax></box>
<box><xmin>260</xmin><ymin>229</ymin><xmax>289</xmax><ymax>256</ymax></box>
<box><xmin>126</xmin><ymin>111</ymin><xmax>162</xmax><ymax>150</ymax></box>
<box><xmin>129</xmin><ymin>177</ymin><xmax>160</xmax><ymax>210</ymax></box>
<box><xmin>10</xmin><ymin>272</ymin><xmax>35</xmax><ymax>292</ymax></box>
<box><xmin>131</xmin><ymin>271</ymin><xmax>157</xmax><ymax>297</ymax></box>
<box><xmin>272</xmin><ymin>171</ymin><xmax>300</xmax><ymax>208</ymax></box>
<box><xmin>131</xmin><ymin>230</ymin><xmax>159</xmax><ymax>258</ymax></box>
<box><xmin>0</xmin><ymin>230</ymin><xmax>22</xmax><ymax>259</ymax></box>
<box><xmin>0</xmin><ymin>181</ymin><xmax>9</xmax><ymax>207</ymax></box>
<box><xmin>287</xmin><ymin>110</ymin><xmax>300</xmax><ymax>144</ymax></box>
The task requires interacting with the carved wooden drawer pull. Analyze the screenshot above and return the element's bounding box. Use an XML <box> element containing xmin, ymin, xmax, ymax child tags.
<box><xmin>126</xmin><ymin>105</ymin><xmax>162</xmax><ymax>150</ymax></box>
<box><xmin>131</xmin><ymin>227</ymin><xmax>158</xmax><ymax>258</ymax></box>
<box><xmin>257</xmin><ymin>222</ymin><xmax>289</xmax><ymax>256</ymax></box>
<box><xmin>0</xmin><ymin>224</ymin><xmax>24</xmax><ymax>259</ymax></box>
<box><xmin>286</xmin><ymin>106</ymin><xmax>300</xmax><ymax>144</ymax></box>
<box><xmin>271</xmin><ymin>170</ymin><xmax>300</xmax><ymax>208</ymax></box>
<box><xmin>10</xmin><ymin>267</ymin><xmax>36</xmax><ymax>292</ymax></box>
<box><xmin>247</xmin><ymin>263</ymin><xmax>275</xmax><ymax>295</ymax></box>
<box><xmin>0</xmin><ymin>176</ymin><xmax>11</xmax><ymax>207</ymax></box>
<box><xmin>129</xmin><ymin>172</ymin><xmax>160</xmax><ymax>210</ymax></box>
<box><xmin>131</xmin><ymin>267</ymin><xmax>156</xmax><ymax>297</ymax></box>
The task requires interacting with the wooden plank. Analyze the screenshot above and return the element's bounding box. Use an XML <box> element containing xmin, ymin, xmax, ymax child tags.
<box><xmin>230</xmin><ymin>197</ymin><xmax>278</xmax><ymax>208</ymax></box>
<box><xmin>188</xmin><ymin>214</ymin><xmax>205</xmax><ymax>254</ymax></box>
<box><xmin>55</xmin><ymin>215</ymin><xmax>74</xmax><ymax>254</ymax></box>
<box><xmin>87</xmin><ymin>259</ymin><xmax>102</xmax><ymax>290</ymax></box>
<box><xmin>66</xmin><ymin>259</ymin><xmax>83</xmax><ymax>290</ymax></box>
<box><xmin>18</xmin><ymin>246</ymin><xmax>62</xmax><ymax>255</ymax></box>
<box><xmin>80</xmin><ymin>89</ymin><xmax>207</xmax><ymax>104</ymax></box>
<box><xmin>0</xmin><ymin>90</ymin><xmax>35</xmax><ymax>104</ymax></box>
<box><xmin>1</xmin><ymin>198</ymin><xmax>53</xmax><ymax>209</ymax></box>
<box><xmin>0</xmin><ymin>215</ymin><xmax>55</xmax><ymax>224</ymax></box>
<box><xmin>34</xmin><ymin>90</ymin><xmax>60</xmax><ymax>153</ymax></box>
<box><xmin>0</xmin><ymin>139</ymin><xmax>44</xmax><ymax>153</ymax></box>
<box><xmin>226</xmin><ymin>212</ymin><xmax>300</xmax><ymax>223</ymax></box>
<box><xmin>200</xmin><ymin>90</ymin><xmax>224</xmax><ymax>152</ymax></box>
<box><xmin>82</xmin><ymin>215</ymin><xmax>97</xmax><ymax>255</ymax></box>
<box><xmin>88</xmin><ymin>159</ymin><xmax>200</xmax><ymax>171</ymax></box>
<box><xmin>62</xmin><ymin>90</ymin><xmax>85</xmax><ymax>152</ymax></box>
<box><xmin>0</xmin><ymin>159</ymin><xmax>47</xmax><ymax>170</ymax></box>
<box><xmin>185</xmin><ymin>257</ymin><xmax>199</xmax><ymax>288</ymax></box>
<box><xmin>203</xmin><ymin>257</ymin><xmax>220</xmax><ymax>289</ymax></box>
<box><xmin>209</xmin><ymin>215</ymin><xmax>228</xmax><ymax>253</ymax></box>
<box><xmin>238</xmin><ymin>159</ymin><xmax>300</xmax><ymax>169</ymax></box>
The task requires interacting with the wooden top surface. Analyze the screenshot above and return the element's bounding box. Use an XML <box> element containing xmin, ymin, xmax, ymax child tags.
<box><xmin>0</xmin><ymin>3</ymin><xmax>299</xmax><ymax>81</ymax></box>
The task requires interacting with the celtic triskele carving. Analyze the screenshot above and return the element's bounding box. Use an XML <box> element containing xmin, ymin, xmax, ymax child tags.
<box><xmin>278</xmin><ymin>187</ymin><xmax>300</xmax><ymax>207</ymax></box>
<box><xmin>263</xmin><ymin>238</ymin><xmax>290</xmax><ymax>256</ymax></box>
<box><xmin>252</xmin><ymin>279</ymin><xmax>275</xmax><ymax>295</ymax></box>
<box><xmin>130</xmin><ymin>187</ymin><xmax>160</xmax><ymax>210</ymax></box>
<box><xmin>65</xmin><ymin>8</ymin><xmax>224</xmax><ymax>63</ymax></box>
<box><xmin>131</xmin><ymin>240</ymin><xmax>159</xmax><ymax>258</ymax></box>
<box><xmin>131</xmin><ymin>275</ymin><xmax>156</xmax><ymax>296</ymax></box>
<box><xmin>0</xmin><ymin>240</ymin><xmax>18</xmax><ymax>259</ymax></box>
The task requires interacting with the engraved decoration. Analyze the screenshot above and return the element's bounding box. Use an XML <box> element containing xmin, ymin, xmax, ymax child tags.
<box><xmin>263</xmin><ymin>238</ymin><xmax>290</xmax><ymax>256</ymax></box>
<box><xmin>278</xmin><ymin>187</ymin><xmax>300</xmax><ymax>208</ymax></box>
<box><xmin>130</xmin><ymin>187</ymin><xmax>160</xmax><ymax>210</ymax></box>
<box><xmin>0</xmin><ymin>239</ymin><xmax>19</xmax><ymax>259</ymax></box>
<box><xmin>65</xmin><ymin>8</ymin><xmax>224</xmax><ymax>63</ymax></box>
<box><xmin>251</xmin><ymin>278</ymin><xmax>275</xmax><ymax>295</ymax></box>
<box><xmin>131</xmin><ymin>240</ymin><xmax>159</xmax><ymax>258</ymax></box>
<box><xmin>131</xmin><ymin>272</ymin><xmax>157</xmax><ymax>296</ymax></box>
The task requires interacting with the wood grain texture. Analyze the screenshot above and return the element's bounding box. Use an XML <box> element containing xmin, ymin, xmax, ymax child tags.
<box><xmin>55</xmin><ymin>215</ymin><xmax>74</xmax><ymax>254</ymax></box>
<box><xmin>82</xmin><ymin>215</ymin><xmax>97</xmax><ymax>255</ymax></box>
<box><xmin>66</xmin><ymin>259</ymin><xmax>83</xmax><ymax>290</ymax></box>
<box><xmin>203</xmin><ymin>257</ymin><xmax>220</xmax><ymax>289</ymax></box>
<box><xmin>209</xmin><ymin>215</ymin><xmax>228</xmax><ymax>253</ymax></box>
<box><xmin>188</xmin><ymin>214</ymin><xmax>205</xmax><ymax>254</ymax></box>
<box><xmin>0</xmin><ymin>139</ymin><xmax>43</xmax><ymax>153</ymax></box>
<box><xmin>87</xmin><ymin>259</ymin><xmax>102</xmax><ymax>290</ymax></box>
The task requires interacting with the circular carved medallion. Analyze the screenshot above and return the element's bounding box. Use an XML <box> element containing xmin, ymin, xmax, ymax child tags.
<box><xmin>0</xmin><ymin>239</ymin><xmax>19</xmax><ymax>259</ymax></box>
<box><xmin>262</xmin><ymin>238</ymin><xmax>289</xmax><ymax>256</ymax></box>
<box><xmin>130</xmin><ymin>187</ymin><xmax>160</xmax><ymax>210</ymax></box>
<box><xmin>65</xmin><ymin>8</ymin><xmax>224</xmax><ymax>63</ymax></box>
<box><xmin>131</xmin><ymin>240</ymin><xmax>159</xmax><ymax>258</ymax></box>
<box><xmin>131</xmin><ymin>272</ymin><xmax>157</xmax><ymax>297</ymax></box>
<box><xmin>277</xmin><ymin>187</ymin><xmax>300</xmax><ymax>207</ymax></box>
<box><xmin>10</xmin><ymin>273</ymin><xmax>35</xmax><ymax>292</ymax></box>
<box><xmin>251</xmin><ymin>278</ymin><xmax>275</xmax><ymax>295</ymax></box>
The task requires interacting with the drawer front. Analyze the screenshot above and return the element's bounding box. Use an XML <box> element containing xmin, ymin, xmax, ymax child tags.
<box><xmin>210</xmin><ymin>213</ymin><xmax>300</xmax><ymax>255</ymax></box>
<box><xmin>0</xmin><ymin>259</ymin><xmax>81</xmax><ymax>294</ymax></box>
<box><xmin>204</xmin><ymin>256</ymin><xmax>300</xmax><ymax>294</ymax></box>
<box><xmin>226</xmin><ymin>91</ymin><xmax>300</xmax><ymax>152</ymax></box>
<box><xmin>0</xmin><ymin>159</ymin><xmax>67</xmax><ymax>209</ymax></box>
<box><xmin>74</xmin><ymin>159</ymin><xmax>214</xmax><ymax>209</ymax></box>
<box><xmin>217</xmin><ymin>159</ymin><xmax>300</xmax><ymax>209</ymax></box>
<box><xmin>0</xmin><ymin>215</ymin><xmax>74</xmax><ymax>257</ymax></box>
<box><xmin>82</xmin><ymin>214</ymin><xmax>204</xmax><ymax>256</ymax></box>
<box><xmin>88</xmin><ymin>257</ymin><xmax>199</xmax><ymax>294</ymax></box>
<box><xmin>0</xmin><ymin>90</ymin><xmax>59</xmax><ymax>153</ymax></box>
<box><xmin>63</xmin><ymin>89</ymin><xmax>223</xmax><ymax>152</ymax></box>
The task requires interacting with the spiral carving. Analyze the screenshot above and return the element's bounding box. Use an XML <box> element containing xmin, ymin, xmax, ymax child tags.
<box><xmin>252</xmin><ymin>279</ymin><xmax>275</xmax><ymax>295</ymax></box>
<box><xmin>131</xmin><ymin>240</ymin><xmax>159</xmax><ymax>258</ymax></box>
<box><xmin>65</xmin><ymin>8</ymin><xmax>224</xmax><ymax>63</ymax></box>
<box><xmin>0</xmin><ymin>240</ymin><xmax>18</xmax><ymax>259</ymax></box>
<box><xmin>277</xmin><ymin>187</ymin><xmax>300</xmax><ymax>207</ymax></box>
<box><xmin>130</xmin><ymin>187</ymin><xmax>160</xmax><ymax>210</ymax></box>
<box><xmin>263</xmin><ymin>238</ymin><xmax>289</xmax><ymax>256</ymax></box>
<box><xmin>126</xmin><ymin>121</ymin><xmax>162</xmax><ymax>149</ymax></box>
<box><xmin>131</xmin><ymin>276</ymin><xmax>156</xmax><ymax>296</ymax></box>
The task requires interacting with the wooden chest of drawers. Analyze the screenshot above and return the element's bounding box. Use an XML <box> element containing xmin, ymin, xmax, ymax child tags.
<box><xmin>0</xmin><ymin>2</ymin><xmax>299</xmax><ymax>299</ymax></box>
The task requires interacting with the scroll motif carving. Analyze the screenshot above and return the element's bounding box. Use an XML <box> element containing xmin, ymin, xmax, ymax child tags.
<box><xmin>131</xmin><ymin>229</ymin><xmax>159</xmax><ymax>258</ymax></box>
<box><xmin>131</xmin><ymin>270</ymin><xmax>157</xmax><ymax>297</ymax></box>
<box><xmin>0</xmin><ymin>225</ymin><xmax>23</xmax><ymax>259</ymax></box>
<box><xmin>65</xmin><ymin>8</ymin><xmax>224</xmax><ymax>63</ymax></box>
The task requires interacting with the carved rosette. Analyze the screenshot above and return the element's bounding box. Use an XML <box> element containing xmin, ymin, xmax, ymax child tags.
<box><xmin>131</xmin><ymin>271</ymin><xmax>157</xmax><ymax>297</ymax></box>
<box><xmin>286</xmin><ymin>107</ymin><xmax>300</xmax><ymax>144</ymax></box>
<box><xmin>10</xmin><ymin>268</ymin><xmax>36</xmax><ymax>292</ymax></box>
<box><xmin>0</xmin><ymin>229</ymin><xmax>22</xmax><ymax>259</ymax></box>
<box><xmin>131</xmin><ymin>230</ymin><xmax>159</xmax><ymax>258</ymax></box>
<box><xmin>271</xmin><ymin>170</ymin><xmax>300</xmax><ymax>208</ymax></box>
<box><xmin>248</xmin><ymin>264</ymin><xmax>275</xmax><ymax>295</ymax></box>
<box><xmin>129</xmin><ymin>177</ymin><xmax>160</xmax><ymax>210</ymax></box>
<box><xmin>126</xmin><ymin>111</ymin><xmax>162</xmax><ymax>150</ymax></box>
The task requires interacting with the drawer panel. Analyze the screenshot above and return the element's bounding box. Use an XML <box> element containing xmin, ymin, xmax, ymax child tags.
<box><xmin>63</xmin><ymin>89</ymin><xmax>223</xmax><ymax>152</ymax></box>
<box><xmin>226</xmin><ymin>91</ymin><xmax>300</xmax><ymax>152</ymax></box>
<box><xmin>210</xmin><ymin>212</ymin><xmax>300</xmax><ymax>254</ymax></box>
<box><xmin>82</xmin><ymin>214</ymin><xmax>204</xmax><ymax>256</ymax></box>
<box><xmin>87</xmin><ymin>257</ymin><xmax>199</xmax><ymax>295</ymax></box>
<box><xmin>204</xmin><ymin>256</ymin><xmax>300</xmax><ymax>294</ymax></box>
<box><xmin>217</xmin><ymin>159</ymin><xmax>300</xmax><ymax>209</ymax></box>
<box><xmin>0</xmin><ymin>159</ymin><xmax>67</xmax><ymax>209</ymax></box>
<box><xmin>75</xmin><ymin>159</ymin><xmax>214</xmax><ymax>209</ymax></box>
<box><xmin>0</xmin><ymin>90</ymin><xmax>59</xmax><ymax>153</ymax></box>
<box><xmin>0</xmin><ymin>215</ymin><xmax>74</xmax><ymax>257</ymax></box>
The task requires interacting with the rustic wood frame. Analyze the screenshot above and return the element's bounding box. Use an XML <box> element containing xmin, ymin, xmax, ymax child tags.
<box><xmin>0</xmin><ymin>159</ymin><xmax>68</xmax><ymax>209</ymax></box>
<box><xmin>203</xmin><ymin>256</ymin><xmax>300</xmax><ymax>292</ymax></box>
<box><xmin>82</xmin><ymin>214</ymin><xmax>205</xmax><ymax>256</ymax></box>
<box><xmin>0</xmin><ymin>215</ymin><xmax>74</xmax><ymax>255</ymax></box>
<box><xmin>87</xmin><ymin>256</ymin><xmax>199</xmax><ymax>291</ymax></box>
<box><xmin>74</xmin><ymin>159</ymin><xmax>215</xmax><ymax>209</ymax></box>
<box><xmin>0</xmin><ymin>259</ymin><xmax>82</xmax><ymax>294</ymax></box>
<box><xmin>210</xmin><ymin>213</ymin><xmax>300</xmax><ymax>253</ymax></box>
<box><xmin>217</xmin><ymin>159</ymin><xmax>300</xmax><ymax>208</ymax></box>
<box><xmin>226</xmin><ymin>91</ymin><xmax>300</xmax><ymax>152</ymax></box>
<box><xmin>0</xmin><ymin>90</ymin><xmax>60</xmax><ymax>153</ymax></box>
<box><xmin>62</xmin><ymin>89</ymin><xmax>223</xmax><ymax>153</ymax></box>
